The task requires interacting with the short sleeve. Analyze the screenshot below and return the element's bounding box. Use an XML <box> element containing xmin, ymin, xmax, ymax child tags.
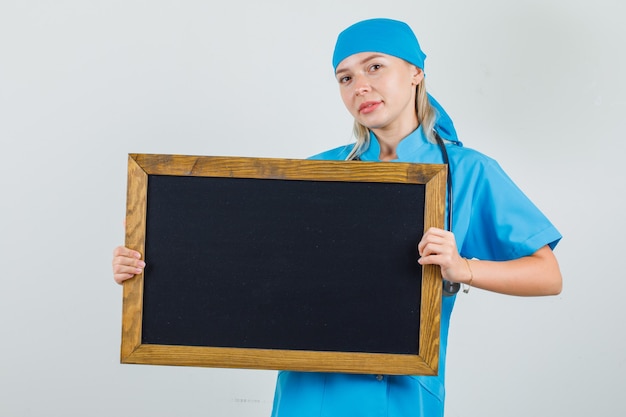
<box><xmin>454</xmin><ymin>154</ymin><xmax>561</xmax><ymax>261</ymax></box>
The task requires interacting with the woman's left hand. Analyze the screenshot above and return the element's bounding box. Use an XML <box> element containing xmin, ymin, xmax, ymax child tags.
<box><xmin>417</xmin><ymin>227</ymin><xmax>563</xmax><ymax>296</ymax></box>
<box><xmin>417</xmin><ymin>227</ymin><xmax>470</xmax><ymax>285</ymax></box>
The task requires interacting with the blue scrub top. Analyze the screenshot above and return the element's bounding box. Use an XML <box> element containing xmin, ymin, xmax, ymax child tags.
<box><xmin>270</xmin><ymin>127</ymin><xmax>562</xmax><ymax>417</ymax></box>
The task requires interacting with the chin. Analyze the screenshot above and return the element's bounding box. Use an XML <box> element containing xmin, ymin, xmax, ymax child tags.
<box><xmin>356</xmin><ymin>117</ymin><xmax>384</xmax><ymax>130</ymax></box>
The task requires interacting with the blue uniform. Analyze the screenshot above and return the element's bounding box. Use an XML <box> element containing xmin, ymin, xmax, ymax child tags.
<box><xmin>270</xmin><ymin>127</ymin><xmax>562</xmax><ymax>417</ymax></box>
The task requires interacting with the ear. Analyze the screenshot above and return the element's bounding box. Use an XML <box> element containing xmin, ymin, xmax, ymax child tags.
<box><xmin>411</xmin><ymin>66</ymin><xmax>425</xmax><ymax>86</ymax></box>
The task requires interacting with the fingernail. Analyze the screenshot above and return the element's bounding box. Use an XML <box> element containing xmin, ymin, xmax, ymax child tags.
<box><xmin>139</xmin><ymin>261</ymin><xmax>146</xmax><ymax>268</ymax></box>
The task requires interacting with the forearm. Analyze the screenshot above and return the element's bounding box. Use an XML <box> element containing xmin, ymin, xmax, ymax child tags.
<box><xmin>462</xmin><ymin>245</ymin><xmax>562</xmax><ymax>296</ymax></box>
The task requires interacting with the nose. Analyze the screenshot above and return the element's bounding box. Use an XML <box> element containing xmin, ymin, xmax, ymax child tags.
<box><xmin>353</xmin><ymin>75</ymin><xmax>370</xmax><ymax>96</ymax></box>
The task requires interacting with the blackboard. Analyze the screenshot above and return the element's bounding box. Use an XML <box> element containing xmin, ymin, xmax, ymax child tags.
<box><xmin>121</xmin><ymin>154</ymin><xmax>446</xmax><ymax>375</ymax></box>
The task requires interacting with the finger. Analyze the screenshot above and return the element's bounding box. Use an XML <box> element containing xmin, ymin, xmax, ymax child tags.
<box><xmin>418</xmin><ymin>234</ymin><xmax>448</xmax><ymax>256</ymax></box>
<box><xmin>112</xmin><ymin>262</ymin><xmax>145</xmax><ymax>286</ymax></box>
<box><xmin>112</xmin><ymin>246</ymin><xmax>142</xmax><ymax>260</ymax></box>
<box><xmin>418</xmin><ymin>233</ymin><xmax>435</xmax><ymax>254</ymax></box>
<box><xmin>421</xmin><ymin>242</ymin><xmax>446</xmax><ymax>258</ymax></box>
<box><xmin>114</xmin><ymin>272</ymin><xmax>136</xmax><ymax>285</ymax></box>
<box><xmin>422</xmin><ymin>227</ymin><xmax>448</xmax><ymax>239</ymax></box>
<box><xmin>113</xmin><ymin>259</ymin><xmax>145</xmax><ymax>273</ymax></box>
<box><xmin>418</xmin><ymin>252</ymin><xmax>445</xmax><ymax>266</ymax></box>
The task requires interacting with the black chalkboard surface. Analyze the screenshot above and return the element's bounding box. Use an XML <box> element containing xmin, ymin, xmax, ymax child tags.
<box><xmin>121</xmin><ymin>154</ymin><xmax>446</xmax><ymax>375</ymax></box>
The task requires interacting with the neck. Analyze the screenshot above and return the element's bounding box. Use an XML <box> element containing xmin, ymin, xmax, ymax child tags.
<box><xmin>371</xmin><ymin>119</ymin><xmax>419</xmax><ymax>161</ymax></box>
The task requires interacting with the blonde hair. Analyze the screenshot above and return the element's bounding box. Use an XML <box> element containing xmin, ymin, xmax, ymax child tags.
<box><xmin>346</xmin><ymin>80</ymin><xmax>437</xmax><ymax>161</ymax></box>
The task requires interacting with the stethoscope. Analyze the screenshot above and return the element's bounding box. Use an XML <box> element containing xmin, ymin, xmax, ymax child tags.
<box><xmin>435</xmin><ymin>134</ymin><xmax>461</xmax><ymax>296</ymax></box>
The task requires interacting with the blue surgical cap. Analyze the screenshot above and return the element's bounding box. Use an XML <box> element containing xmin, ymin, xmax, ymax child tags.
<box><xmin>332</xmin><ymin>18</ymin><xmax>460</xmax><ymax>144</ymax></box>
<box><xmin>333</xmin><ymin>18</ymin><xmax>426</xmax><ymax>71</ymax></box>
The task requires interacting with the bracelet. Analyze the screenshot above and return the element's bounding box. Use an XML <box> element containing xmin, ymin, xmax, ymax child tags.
<box><xmin>462</xmin><ymin>258</ymin><xmax>474</xmax><ymax>294</ymax></box>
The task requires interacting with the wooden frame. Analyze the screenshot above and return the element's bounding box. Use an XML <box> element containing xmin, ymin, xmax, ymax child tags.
<box><xmin>121</xmin><ymin>154</ymin><xmax>446</xmax><ymax>375</ymax></box>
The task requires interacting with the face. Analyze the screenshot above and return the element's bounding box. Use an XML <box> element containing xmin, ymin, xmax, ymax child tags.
<box><xmin>335</xmin><ymin>52</ymin><xmax>424</xmax><ymax>136</ymax></box>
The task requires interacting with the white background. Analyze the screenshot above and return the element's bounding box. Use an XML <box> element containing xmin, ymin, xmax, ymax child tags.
<box><xmin>1</xmin><ymin>1</ymin><xmax>624</xmax><ymax>416</ymax></box>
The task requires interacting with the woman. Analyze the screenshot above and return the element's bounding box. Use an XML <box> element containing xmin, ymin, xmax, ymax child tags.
<box><xmin>113</xmin><ymin>18</ymin><xmax>562</xmax><ymax>417</ymax></box>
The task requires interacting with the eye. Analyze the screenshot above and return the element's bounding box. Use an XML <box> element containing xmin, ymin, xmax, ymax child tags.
<box><xmin>338</xmin><ymin>75</ymin><xmax>351</xmax><ymax>84</ymax></box>
<box><xmin>368</xmin><ymin>64</ymin><xmax>382</xmax><ymax>72</ymax></box>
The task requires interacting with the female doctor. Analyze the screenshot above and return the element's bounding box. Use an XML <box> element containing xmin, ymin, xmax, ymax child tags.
<box><xmin>112</xmin><ymin>18</ymin><xmax>562</xmax><ymax>417</ymax></box>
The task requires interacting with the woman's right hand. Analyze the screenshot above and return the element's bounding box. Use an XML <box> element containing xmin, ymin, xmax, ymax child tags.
<box><xmin>112</xmin><ymin>246</ymin><xmax>145</xmax><ymax>285</ymax></box>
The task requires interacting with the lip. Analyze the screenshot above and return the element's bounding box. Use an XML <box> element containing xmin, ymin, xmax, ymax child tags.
<box><xmin>358</xmin><ymin>100</ymin><xmax>381</xmax><ymax>114</ymax></box>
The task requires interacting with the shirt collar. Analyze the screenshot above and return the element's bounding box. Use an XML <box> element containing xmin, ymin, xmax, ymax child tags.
<box><xmin>360</xmin><ymin>126</ymin><xmax>430</xmax><ymax>162</ymax></box>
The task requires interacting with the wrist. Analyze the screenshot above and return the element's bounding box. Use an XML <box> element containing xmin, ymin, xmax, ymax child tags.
<box><xmin>462</xmin><ymin>258</ymin><xmax>474</xmax><ymax>293</ymax></box>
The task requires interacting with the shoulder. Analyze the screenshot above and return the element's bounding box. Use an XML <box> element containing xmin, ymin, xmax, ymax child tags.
<box><xmin>447</xmin><ymin>143</ymin><xmax>496</xmax><ymax>165</ymax></box>
<box><xmin>307</xmin><ymin>144</ymin><xmax>354</xmax><ymax>161</ymax></box>
<box><xmin>446</xmin><ymin>144</ymin><xmax>507</xmax><ymax>179</ymax></box>
<box><xmin>447</xmin><ymin>144</ymin><xmax>527</xmax><ymax>204</ymax></box>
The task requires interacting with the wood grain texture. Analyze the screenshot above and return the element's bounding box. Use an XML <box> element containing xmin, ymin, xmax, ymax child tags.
<box><xmin>129</xmin><ymin>153</ymin><xmax>445</xmax><ymax>184</ymax></box>
<box><xmin>120</xmin><ymin>154</ymin><xmax>446</xmax><ymax>375</ymax></box>
<box><xmin>120</xmin><ymin>156</ymin><xmax>147</xmax><ymax>361</ymax></box>
<box><xmin>419</xmin><ymin>166</ymin><xmax>447</xmax><ymax>373</ymax></box>
<box><xmin>123</xmin><ymin>344</ymin><xmax>438</xmax><ymax>376</ymax></box>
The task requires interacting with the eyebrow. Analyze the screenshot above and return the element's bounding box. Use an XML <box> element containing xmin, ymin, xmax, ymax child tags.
<box><xmin>335</xmin><ymin>53</ymin><xmax>387</xmax><ymax>75</ymax></box>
